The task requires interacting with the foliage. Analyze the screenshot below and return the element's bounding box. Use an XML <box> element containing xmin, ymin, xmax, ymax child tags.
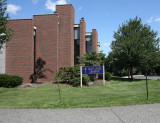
<box><xmin>153</xmin><ymin>52</ymin><xmax>160</xmax><ymax>76</ymax></box>
<box><xmin>30</xmin><ymin>57</ymin><xmax>53</xmax><ymax>83</ymax></box>
<box><xmin>78</xmin><ymin>51</ymin><xmax>105</xmax><ymax>66</ymax></box>
<box><xmin>55</xmin><ymin>65</ymin><xmax>90</xmax><ymax>87</ymax></box>
<box><xmin>105</xmin><ymin>52</ymin><xmax>142</xmax><ymax>77</ymax></box>
<box><xmin>78</xmin><ymin>51</ymin><xmax>105</xmax><ymax>81</ymax></box>
<box><xmin>0</xmin><ymin>0</ymin><xmax>12</xmax><ymax>49</ymax></box>
<box><xmin>98</xmin><ymin>72</ymin><xmax>112</xmax><ymax>80</ymax></box>
<box><xmin>110</xmin><ymin>16</ymin><xmax>159</xmax><ymax>79</ymax></box>
<box><xmin>105</xmin><ymin>72</ymin><xmax>111</xmax><ymax>80</ymax></box>
<box><xmin>0</xmin><ymin>74</ymin><xmax>23</xmax><ymax>88</ymax></box>
<box><xmin>138</xmin><ymin>37</ymin><xmax>159</xmax><ymax>73</ymax></box>
<box><xmin>104</xmin><ymin>52</ymin><xmax>115</xmax><ymax>73</ymax></box>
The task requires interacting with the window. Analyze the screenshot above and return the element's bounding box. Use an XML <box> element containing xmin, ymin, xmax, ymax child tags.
<box><xmin>74</xmin><ymin>27</ymin><xmax>80</xmax><ymax>40</ymax></box>
<box><xmin>74</xmin><ymin>27</ymin><xmax>80</xmax><ymax>65</ymax></box>
<box><xmin>86</xmin><ymin>36</ymin><xmax>91</xmax><ymax>41</ymax></box>
<box><xmin>86</xmin><ymin>35</ymin><xmax>92</xmax><ymax>53</ymax></box>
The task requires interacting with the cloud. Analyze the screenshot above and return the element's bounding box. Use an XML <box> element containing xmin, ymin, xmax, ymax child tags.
<box><xmin>32</xmin><ymin>0</ymin><xmax>38</xmax><ymax>4</ymax></box>
<box><xmin>79</xmin><ymin>6</ymin><xmax>82</xmax><ymax>10</ymax></box>
<box><xmin>104</xmin><ymin>42</ymin><xmax>110</xmax><ymax>47</ymax></box>
<box><xmin>45</xmin><ymin>0</ymin><xmax>68</xmax><ymax>12</ymax></box>
<box><xmin>155</xmin><ymin>17</ymin><xmax>160</xmax><ymax>22</ymax></box>
<box><xmin>7</xmin><ymin>4</ymin><xmax>21</xmax><ymax>14</ymax></box>
<box><xmin>147</xmin><ymin>16</ymin><xmax>153</xmax><ymax>23</ymax></box>
<box><xmin>147</xmin><ymin>16</ymin><xmax>160</xmax><ymax>23</ymax></box>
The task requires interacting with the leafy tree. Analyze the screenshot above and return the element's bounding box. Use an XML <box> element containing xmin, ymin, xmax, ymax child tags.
<box><xmin>0</xmin><ymin>0</ymin><xmax>12</xmax><ymax>49</ymax></box>
<box><xmin>110</xmin><ymin>16</ymin><xmax>159</xmax><ymax>79</ymax></box>
<box><xmin>139</xmin><ymin>37</ymin><xmax>159</xmax><ymax>100</ymax></box>
<box><xmin>155</xmin><ymin>51</ymin><xmax>160</xmax><ymax>75</ymax></box>
<box><xmin>30</xmin><ymin>57</ymin><xmax>53</xmax><ymax>83</ymax></box>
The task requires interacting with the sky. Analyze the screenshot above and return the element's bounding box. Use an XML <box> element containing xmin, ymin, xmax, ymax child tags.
<box><xmin>6</xmin><ymin>0</ymin><xmax>160</xmax><ymax>56</ymax></box>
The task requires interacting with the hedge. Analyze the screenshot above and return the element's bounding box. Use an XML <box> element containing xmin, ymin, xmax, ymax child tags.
<box><xmin>0</xmin><ymin>74</ymin><xmax>23</xmax><ymax>88</ymax></box>
<box><xmin>55</xmin><ymin>65</ymin><xmax>90</xmax><ymax>87</ymax></box>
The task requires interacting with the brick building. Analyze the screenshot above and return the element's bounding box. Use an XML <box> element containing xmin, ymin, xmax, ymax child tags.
<box><xmin>0</xmin><ymin>4</ymin><xmax>100</xmax><ymax>83</ymax></box>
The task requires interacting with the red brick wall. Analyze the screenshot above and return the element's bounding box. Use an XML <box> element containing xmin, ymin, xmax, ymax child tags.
<box><xmin>6</xmin><ymin>5</ymin><xmax>99</xmax><ymax>83</ymax></box>
<box><xmin>56</xmin><ymin>4</ymin><xmax>75</xmax><ymax>67</ymax></box>
<box><xmin>80</xmin><ymin>18</ymin><xmax>86</xmax><ymax>56</ymax></box>
<box><xmin>33</xmin><ymin>14</ymin><xmax>59</xmax><ymax>81</ymax></box>
<box><xmin>92</xmin><ymin>29</ymin><xmax>98</xmax><ymax>52</ymax></box>
<box><xmin>6</xmin><ymin>19</ymin><xmax>34</xmax><ymax>83</ymax></box>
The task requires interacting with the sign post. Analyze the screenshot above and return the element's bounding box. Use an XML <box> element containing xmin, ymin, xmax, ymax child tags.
<box><xmin>80</xmin><ymin>65</ymin><xmax>82</xmax><ymax>87</ymax></box>
<box><xmin>103</xmin><ymin>64</ymin><xmax>105</xmax><ymax>85</ymax></box>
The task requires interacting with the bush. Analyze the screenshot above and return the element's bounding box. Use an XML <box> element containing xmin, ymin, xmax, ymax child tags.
<box><xmin>98</xmin><ymin>72</ymin><xmax>112</xmax><ymax>81</ymax></box>
<box><xmin>55</xmin><ymin>65</ymin><xmax>90</xmax><ymax>87</ymax></box>
<box><xmin>105</xmin><ymin>72</ymin><xmax>111</xmax><ymax>80</ymax></box>
<box><xmin>82</xmin><ymin>75</ymin><xmax>91</xmax><ymax>85</ymax></box>
<box><xmin>0</xmin><ymin>74</ymin><xmax>23</xmax><ymax>88</ymax></box>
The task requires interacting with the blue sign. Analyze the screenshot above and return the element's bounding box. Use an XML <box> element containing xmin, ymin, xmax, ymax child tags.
<box><xmin>82</xmin><ymin>66</ymin><xmax>103</xmax><ymax>75</ymax></box>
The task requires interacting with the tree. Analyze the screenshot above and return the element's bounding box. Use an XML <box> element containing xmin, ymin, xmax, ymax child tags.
<box><xmin>110</xmin><ymin>16</ymin><xmax>159</xmax><ymax>79</ymax></box>
<box><xmin>78</xmin><ymin>50</ymin><xmax>105</xmax><ymax>66</ymax></box>
<box><xmin>30</xmin><ymin>57</ymin><xmax>53</xmax><ymax>83</ymax></box>
<box><xmin>0</xmin><ymin>0</ymin><xmax>12</xmax><ymax>49</ymax></box>
<box><xmin>139</xmin><ymin>37</ymin><xmax>159</xmax><ymax>100</ymax></box>
<box><xmin>78</xmin><ymin>51</ymin><xmax>105</xmax><ymax>81</ymax></box>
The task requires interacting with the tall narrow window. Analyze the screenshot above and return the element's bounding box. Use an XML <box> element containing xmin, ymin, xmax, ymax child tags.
<box><xmin>74</xmin><ymin>27</ymin><xmax>80</xmax><ymax>39</ymax></box>
<box><xmin>74</xmin><ymin>27</ymin><xmax>80</xmax><ymax>65</ymax></box>
<box><xmin>86</xmin><ymin>35</ymin><xmax>92</xmax><ymax>53</ymax></box>
<box><xmin>33</xmin><ymin>26</ymin><xmax>37</xmax><ymax>83</ymax></box>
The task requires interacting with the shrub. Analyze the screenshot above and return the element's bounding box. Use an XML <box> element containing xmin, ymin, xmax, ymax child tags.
<box><xmin>105</xmin><ymin>72</ymin><xmax>111</xmax><ymax>80</ymax></box>
<box><xmin>98</xmin><ymin>72</ymin><xmax>112</xmax><ymax>81</ymax></box>
<box><xmin>30</xmin><ymin>57</ymin><xmax>53</xmax><ymax>83</ymax></box>
<box><xmin>55</xmin><ymin>65</ymin><xmax>90</xmax><ymax>87</ymax></box>
<box><xmin>82</xmin><ymin>75</ymin><xmax>90</xmax><ymax>85</ymax></box>
<box><xmin>0</xmin><ymin>74</ymin><xmax>23</xmax><ymax>88</ymax></box>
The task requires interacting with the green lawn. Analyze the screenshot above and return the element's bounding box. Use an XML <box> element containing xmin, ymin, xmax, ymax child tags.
<box><xmin>0</xmin><ymin>77</ymin><xmax>160</xmax><ymax>109</ymax></box>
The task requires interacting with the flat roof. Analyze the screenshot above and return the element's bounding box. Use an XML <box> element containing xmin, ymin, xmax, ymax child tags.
<box><xmin>85</xmin><ymin>32</ymin><xmax>92</xmax><ymax>36</ymax></box>
<box><xmin>8</xmin><ymin>19</ymin><xmax>33</xmax><ymax>21</ymax></box>
<box><xmin>74</xmin><ymin>24</ymin><xmax>80</xmax><ymax>27</ymax></box>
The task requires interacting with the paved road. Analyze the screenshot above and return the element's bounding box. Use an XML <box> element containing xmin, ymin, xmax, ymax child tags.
<box><xmin>122</xmin><ymin>75</ymin><xmax>160</xmax><ymax>80</ymax></box>
<box><xmin>0</xmin><ymin>103</ymin><xmax>160</xmax><ymax>123</ymax></box>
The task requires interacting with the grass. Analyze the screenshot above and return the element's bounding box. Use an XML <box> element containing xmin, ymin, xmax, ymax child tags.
<box><xmin>0</xmin><ymin>77</ymin><xmax>160</xmax><ymax>109</ymax></box>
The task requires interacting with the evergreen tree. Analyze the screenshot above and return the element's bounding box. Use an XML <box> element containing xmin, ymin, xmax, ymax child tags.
<box><xmin>78</xmin><ymin>51</ymin><xmax>105</xmax><ymax>66</ymax></box>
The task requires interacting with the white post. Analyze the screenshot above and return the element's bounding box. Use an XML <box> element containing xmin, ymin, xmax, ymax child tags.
<box><xmin>103</xmin><ymin>64</ymin><xmax>105</xmax><ymax>85</ymax></box>
<box><xmin>80</xmin><ymin>66</ymin><xmax>82</xmax><ymax>87</ymax></box>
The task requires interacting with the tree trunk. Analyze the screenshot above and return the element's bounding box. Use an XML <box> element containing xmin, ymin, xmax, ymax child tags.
<box><xmin>146</xmin><ymin>71</ymin><xmax>148</xmax><ymax>100</ymax></box>
<box><xmin>128</xmin><ymin>69</ymin><xmax>130</xmax><ymax>78</ymax></box>
<box><xmin>130</xmin><ymin>67</ymin><xmax>133</xmax><ymax>80</ymax></box>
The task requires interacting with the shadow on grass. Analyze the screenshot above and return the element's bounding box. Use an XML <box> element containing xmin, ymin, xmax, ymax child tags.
<box><xmin>52</xmin><ymin>81</ymin><xmax>71</xmax><ymax>86</ymax></box>
<box><xmin>52</xmin><ymin>81</ymin><xmax>65</xmax><ymax>84</ymax></box>
<box><xmin>111</xmin><ymin>76</ymin><xmax>146</xmax><ymax>82</ymax></box>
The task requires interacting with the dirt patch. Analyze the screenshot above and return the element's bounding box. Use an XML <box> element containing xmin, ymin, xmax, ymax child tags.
<box><xmin>16</xmin><ymin>82</ymin><xmax>70</xmax><ymax>88</ymax></box>
<box><xmin>16</xmin><ymin>79</ymin><xmax>108</xmax><ymax>88</ymax></box>
<box><xmin>88</xmin><ymin>79</ymin><xmax>109</xmax><ymax>86</ymax></box>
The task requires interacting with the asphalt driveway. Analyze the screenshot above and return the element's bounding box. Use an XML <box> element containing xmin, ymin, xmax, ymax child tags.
<box><xmin>122</xmin><ymin>75</ymin><xmax>160</xmax><ymax>80</ymax></box>
<box><xmin>0</xmin><ymin>103</ymin><xmax>160</xmax><ymax>123</ymax></box>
